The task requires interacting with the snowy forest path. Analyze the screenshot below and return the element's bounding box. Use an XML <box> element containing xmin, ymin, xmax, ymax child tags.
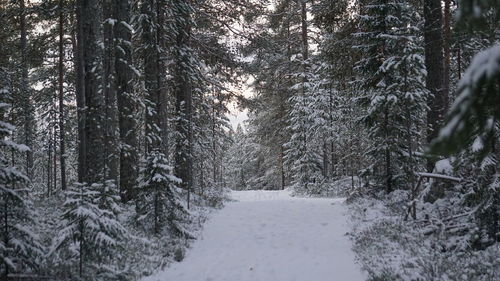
<box><xmin>144</xmin><ymin>190</ymin><xmax>367</xmax><ymax>281</ymax></box>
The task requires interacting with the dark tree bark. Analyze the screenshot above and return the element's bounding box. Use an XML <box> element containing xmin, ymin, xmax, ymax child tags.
<box><xmin>156</xmin><ymin>0</ymin><xmax>169</xmax><ymax>154</ymax></box>
<box><xmin>280</xmin><ymin>145</ymin><xmax>285</xmax><ymax>190</ymax></box>
<box><xmin>173</xmin><ymin>0</ymin><xmax>193</xmax><ymax>208</ymax></box>
<box><xmin>300</xmin><ymin>0</ymin><xmax>310</xmax><ymax>190</ymax></box>
<box><xmin>443</xmin><ymin>0</ymin><xmax>451</xmax><ymax>110</ymax></box>
<box><xmin>103</xmin><ymin>0</ymin><xmax>120</xmax><ymax>184</ymax></box>
<box><xmin>20</xmin><ymin>0</ymin><xmax>34</xmax><ymax>179</ymax></box>
<box><xmin>53</xmin><ymin>120</ymin><xmax>57</xmax><ymax>191</ymax></box>
<box><xmin>115</xmin><ymin>0</ymin><xmax>139</xmax><ymax>202</ymax></box>
<box><xmin>141</xmin><ymin>0</ymin><xmax>160</xmax><ymax>152</ymax></box>
<box><xmin>424</xmin><ymin>0</ymin><xmax>445</xmax><ymax>171</ymax></box>
<box><xmin>384</xmin><ymin>107</ymin><xmax>392</xmax><ymax>193</ymax></box>
<box><xmin>47</xmin><ymin>128</ymin><xmax>53</xmax><ymax>195</ymax></box>
<box><xmin>80</xmin><ymin>0</ymin><xmax>105</xmax><ymax>183</ymax></box>
<box><xmin>74</xmin><ymin>0</ymin><xmax>86</xmax><ymax>183</ymax></box>
<box><xmin>300</xmin><ymin>1</ymin><xmax>308</xmax><ymax>61</ymax></box>
<box><xmin>58</xmin><ymin>0</ymin><xmax>67</xmax><ymax>190</ymax></box>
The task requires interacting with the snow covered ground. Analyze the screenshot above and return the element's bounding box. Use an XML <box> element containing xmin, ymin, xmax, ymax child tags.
<box><xmin>144</xmin><ymin>189</ymin><xmax>367</xmax><ymax>281</ymax></box>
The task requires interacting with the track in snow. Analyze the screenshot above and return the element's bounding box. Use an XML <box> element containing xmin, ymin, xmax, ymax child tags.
<box><xmin>144</xmin><ymin>189</ymin><xmax>366</xmax><ymax>281</ymax></box>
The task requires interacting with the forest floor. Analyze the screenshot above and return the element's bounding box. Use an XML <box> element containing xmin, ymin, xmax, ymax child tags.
<box><xmin>144</xmin><ymin>189</ymin><xmax>367</xmax><ymax>281</ymax></box>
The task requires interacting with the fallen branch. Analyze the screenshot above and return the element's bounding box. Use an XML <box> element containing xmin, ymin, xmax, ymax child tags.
<box><xmin>404</xmin><ymin>172</ymin><xmax>462</xmax><ymax>221</ymax></box>
<box><xmin>416</xmin><ymin>172</ymin><xmax>462</xmax><ymax>183</ymax></box>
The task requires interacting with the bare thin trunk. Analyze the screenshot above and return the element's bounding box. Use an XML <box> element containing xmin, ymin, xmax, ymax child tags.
<box><xmin>58</xmin><ymin>0</ymin><xmax>67</xmax><ymax>190</ymax></box>
<box><xmin>300</xmin><ymin>2</ymin><xmax>308</xmax><ymax>61</ymax></box>
<box><xmin>20</xmin><ymin>0</ymin><xmax>34</xmax><ymax>179</ymax></box>
<box><xmin>443</xmin><ymin>0</ymin><xmax>451</xmax><ymax>111</ymax></box>
<box><xmin>384</xmin><ymin>107</ymin><xmax>392</xmax><ymax>193</ymax></box>
<box><xmin>53</xmin><ymin>123</ymin><xmax>57</xmax><ymax>191</ymax></box>
<box><xmin>3</xmin><ymin>199</ymin><xmax>9</xmax><ymax>281</ymax></box>
<box><xmin>212</xmin><ymin>102</ymin><xmax>217</xmax><ymax>185</ymax></box>
<box><xmin>280</xmin><ymin>145</ymin><xmax>285</xmax><ymax>190</ymax></box>
<box><xmin>300</xmin><ymin>0</ymin><xmax>309</xmax><ymax>189</ymax></box>
<box><xmin>79</xmin><ymin>221</ymin><xmax>83</xmax><ymax>278</ymax></box>
<box><xmin>75</xmin><ymin>0</ymin><xmax>86</xmax><ymax>183</ymax></box>
<box><xmin>47</xmin><ymin>131</ymin><xmax>52</xmax><ymax>196</ymax></box>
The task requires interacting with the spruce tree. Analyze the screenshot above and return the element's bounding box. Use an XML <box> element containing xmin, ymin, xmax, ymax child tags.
<box><xmin>355</xmin><ymin>0</ymin><xmax>427</xmax><ymax>191</ymax></box>
<box><xmin>136</xmin><ymin>150</ymin><xmax>191</xmax><ymax>237</ymax></box>
<box><xmin>54</xmin><ymin>181</ymin><xmax>127</xmax><ymax>280</ymax></box>
<box><xmin>0</xmin><ymin>73</ymin><xmax>43</xmax><ymax>279</ymax></box>
<box><xmin>285</xmin><ymin>60</ymin><xmax>325</xmax><ymax>193</ymax></box>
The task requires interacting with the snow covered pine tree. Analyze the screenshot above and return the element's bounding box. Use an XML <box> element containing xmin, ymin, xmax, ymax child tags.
<box><xmin>53</xmin><ymin>181</ymin><xmax>127</xmax><ymax>280</ymax></box>
<box><xmin>0</xmin><ymin>71</ymin><xmax>43</xmax><ymax>279</ymax></box>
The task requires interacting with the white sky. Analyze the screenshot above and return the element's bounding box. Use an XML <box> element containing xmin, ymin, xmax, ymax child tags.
<box><xmin>227</xmin><ymin>75</ymin><xmax>254</xmax><ymax>130</ymax></box>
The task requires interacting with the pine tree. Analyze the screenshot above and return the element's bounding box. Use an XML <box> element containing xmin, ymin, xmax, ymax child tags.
<box><xmin>224</xmin><ymin>125</ymin><xmax>253</xmax><ymax>190</ymax></box>
<box><xmin>424</xmin><ymin>0</ymin><xmax>446</xmax><ymax>171</ymax></box>
<box><xmin>136</xmin><ymin>150</ymin><xmax>192</xmax><ymax>237</ymax></box>
<box><xmin>80</xmin><ymin>0</ymin><xmax>106</xmax><ymax>184</ymax></box>
<box><xmin>242</xmin><ymin>0</ymin><xmax>306</xmax><ymax>190</ymax></box>
<box><xmin>283</xmin><ymin>1</ymin><xmax>330</xmax><ymax>193</ymax></box>
<box><xmin>102</xmin><ymin>0</ymin><xmax>120</xmax><ymax>188</ymax></box>
<box><xmin>139</xmin><ymin>0</ymin><xmax>163</xmax><ymax>152</ymax></box>
<box><xmin>355</xmin><ymin>0</ymin><xmax>427</xmax><ymax>191</ymax></box>
<box><xmin>19</xmin><ymin>0</ymin><xmax>35</xmax><ymax>180</ymax></box>
<box><xmin>114</xmin><ymin>0</ymin><xmax>139</xmax><ymax>202</ymax></box>
<box><xmin>0</xmin><ymin>72</ymin><xmax>43</xmax><ymax>279</ymax></box>
<box><xmin>57</xmin><ymin>0</ymin><xmax>68</xmax><ymax>191</ymax></box>
<box><xmin>54</xmin><ymin>181</ymin><xmax>127</xmax><ymax>279</ymax></box>
<box><xmin>172</xmin><ymin>0</ymin><xmax>195</xmax><ymax>205</ymax></box>
<box><xmin>285</xmin><ymin>60</ymin><xmax>326</xmax><ymax>193</ymax></box>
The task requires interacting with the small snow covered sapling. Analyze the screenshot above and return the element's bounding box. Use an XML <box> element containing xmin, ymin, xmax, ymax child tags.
<box><xmin>136</xmin><ymin>150</ymin><xmax>193</xmax><ymax>238</ymax></box>
<box><xmin>53</xmin><ymin>181</ymin><xmax>127</xmax><ymax>280</ymax></box>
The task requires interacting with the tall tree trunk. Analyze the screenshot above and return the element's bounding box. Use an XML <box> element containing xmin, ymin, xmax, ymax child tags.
<box><xmin>322</xmin><ymin>141</ymin><xmax>328</xmax><ymax>178</ymax></box>
<box><xmin>280</xmin><ymin>145</ymin><xmax>285</xmax><ymax>190</ymax></box>
<box><xmin>212</xmin><ymin>100</ymin><xmax>217</xmax><ymax>185</ymax></box>
<box><xmin>47</xmin><ymin>130</ymin><xmax>52</xmax><ymax>195</ymax></box>
<box><xmin>2</xmin><ymin>198</ymin><xmax>8</xmax><ymax>281</ymax></box>
<box><xmin>20</xmin><ymin>0</ymin><xmax>34</xmax><ymax>179</ymax></box>
<box><xmin>74</xmin><ymin>0</ymin><xmax>86</xmax><ymax>183</ymax></box>
<box><xmin>384</xmin><ymin>107</ymin><xmax>392</xmax><ymax>193</ymax></box>
<box><xmin>173</xmin><ymin>0</ymin><xmax>193</xmax><ymax>208</ymax></box>
<box><xmin>115</xmin><ymin>0</ymin><xmax>138</xmax><ymax>202</ymax></box>
<box><xmin>156</xmin><ymin>0</ymin><xmax>168</xmax><ymax>154</ymax></box>
<box><xmin>300</xmin><ymin>0</ymin><xmax>309</xmax><ymax>189</ymax></box>
<box><xmin>78</xmin><ymin>221</ymin><xmax>84</xmax><ymax>278</ymax></box>
<box><xmin>443</xmin><ymin>0</ymin><xmax>451</xmax><ymax>110</ymax></box>
<box><xmin>424</xmin><ymin>0</ymin><xmax>445</xmax><ymax>171</ymax></box>
<box><xmin>141</xmin><ymin>0</ymin><xmax>160</xmax><ymax>152</ymax></box>
<box><xmin>103</xmin><ymin>0</ymin><xmax>119</xmax><ymax>184</ymax></box>
<box><xmin>300</xmin><ymin>1</ymin><xmax>308</xmax><ymax>61</ymax></box>
<box><xmin>329</xmin><ymin>85</ymin><xmax>336</xmax><ymax>178</ymax></box>
<box><xmin>53</xmin><ymin>122</ymin><xmax>57</xmax><ymax>191</ymax></box>
<box><xmin>58</xmin><ymin>0</ymin><xmax>67</xmax><ymax>190</ymax></box>
<box><xmin>81</xmin><ymin>0</ymin><xmax>105</xmax><ymax>183</ymax></box>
